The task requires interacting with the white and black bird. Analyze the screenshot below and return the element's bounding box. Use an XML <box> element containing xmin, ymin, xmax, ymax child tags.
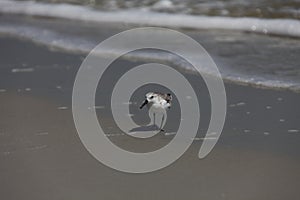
<box><xmin>139</xmin><ymin>92</ymin><xmax>172</xmax><ymax>132</ymax></box>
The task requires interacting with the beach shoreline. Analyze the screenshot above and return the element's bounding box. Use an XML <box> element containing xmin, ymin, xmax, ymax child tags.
<box><xmin>0</xmin><ymin>35</ymin><xmax>300</xmax><ymax>199</ymax></box>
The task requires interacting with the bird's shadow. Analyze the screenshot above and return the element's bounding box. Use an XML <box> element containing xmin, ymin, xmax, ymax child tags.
<box><xmin>129</xmin><ymin>124</ymin><xmax>160</xmax><ymax>132</ymax></box>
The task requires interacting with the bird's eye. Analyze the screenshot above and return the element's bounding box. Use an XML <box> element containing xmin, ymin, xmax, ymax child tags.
<box><xmin>149</xmin><ymin>96</ymin><xmax>154</xmax><ymax>99</ymax></box>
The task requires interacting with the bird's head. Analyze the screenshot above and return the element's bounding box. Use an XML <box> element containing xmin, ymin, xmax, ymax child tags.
<box><xmin>139</xmin><ymin>92</ymin><xmax>157</xmax><ymax>109</ymax></box>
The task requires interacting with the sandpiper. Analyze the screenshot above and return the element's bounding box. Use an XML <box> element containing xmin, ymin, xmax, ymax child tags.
<box><xmin>139</xmin><ymin>92</ymin><xmax>172</xmax><ymax>132</ymax></box>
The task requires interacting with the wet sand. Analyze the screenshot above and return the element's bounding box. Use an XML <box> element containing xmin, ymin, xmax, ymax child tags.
<box><xmin>0</xmin><ymin>37</ymin><xmax>300</xmax><ymax>200</ymax></box>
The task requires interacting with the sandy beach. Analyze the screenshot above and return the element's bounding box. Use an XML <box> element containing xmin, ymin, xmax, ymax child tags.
<box><xmin>0</xmin><ymin>35</ymin><xmax>299</xmax><ymax>200</ymax></box>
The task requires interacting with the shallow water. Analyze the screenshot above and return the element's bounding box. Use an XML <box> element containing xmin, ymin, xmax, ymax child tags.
<box><xmin>16</xmin><ymin>0</ymin><xmax>300</xmax><ymax>19</ymax></box>
<box><xmin>1</xmin><ymin>14</ymin><xmax>300</xmax><ymax>92</ymax></box>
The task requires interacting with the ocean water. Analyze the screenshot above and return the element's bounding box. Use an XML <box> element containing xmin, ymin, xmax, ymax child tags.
<box><xmin>15</xmin><ymin>0</ymin><xmax>300</xmax><ymax>19</ymax></box>
<box><xmin>1</xmin><ymin>0</ymin><xmax>300</xmax><ymax>92</ymax></box>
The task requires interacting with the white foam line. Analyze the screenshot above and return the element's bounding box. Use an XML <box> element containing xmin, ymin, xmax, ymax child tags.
<box><xmin>0</xmin><ymin>89</ymin><xmax>6</xmax><ymax>93</ymax></box>
<box><xmin>11</xmin><ymin>68</ymin><xmax>34</xmax><ymax>73</ymax></box>
<box><xmin>288</xmin><ymin>129</ymin><xmax>299</xmax><ymax>133</ymax></box>
<box><xmin>57</xmin><ymin>106</ymin><xmax>68</xmax><ymax>110</ymax></box>
<box><xmin>0</xmin><ymin>0</ymin><xmax>300</xmax><ymax>38</ymax></box>
<box><xmin>36</xmin><ymin>132</ymin><xmax>49</xmax><ymax>136</ymax></box>
<box><xmin>164</xmin><ymin>132</ymin><xmax>176</xmax><ymax>136</ymax></box>
<box><xmin>229</xmin><ymin>102</ymin><xmax>246</xmax><ymax>107</ymax></box>
<box><xmin>277</xmin><ymin>97</ymin><xmax>283</xmax><ymax>101</ymax></box>
<box><xmin>88</xmin><ymin>106</ymin><xmax>105</xmax><ymax>110</ymax></box>
<box><xmin>192</xmin><ymin>137</ymin><xmax>217</xmax><ymax>141</ymax></box>
<box><xmin>122</xmin><ymin>102</ymin><xmax>133</xmax><ymax>105</ymax></box>
<box><xmin>28</xmin><ymin>144</ymin><xmax>48</xmax><ymax>150</ymax></box>
<box><xmin>236</xmin><ymin>102</ymin><xmax>246</xmax><ymax>106</ymax></box>
<box><xmin>94</xmin><ymin>106</ymin><xmax>105</xmax><ymax>109</ymax></box>
<box><xmin>105</xmin><ymin>133</ymin><xmax>126</xmax><ymax>137</ymax></box>
<box><xmin>206</xmin><ymin>132</ymin><xmax>218</xmax><ymax>136</ymax></box>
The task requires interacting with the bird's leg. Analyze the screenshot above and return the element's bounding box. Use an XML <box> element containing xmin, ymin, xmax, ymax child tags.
<box><xmin>160</xmin><ymin>114</ymin><xmax>165</xmax><ymax>132</ymax></box>
<box><xmin>153</xmin><ymin>113</ymin><xmax>156</xmax><ymax>127</ymax></box>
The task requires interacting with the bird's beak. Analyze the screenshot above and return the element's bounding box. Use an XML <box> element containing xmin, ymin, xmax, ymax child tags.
<box><xmin>139</xmin><ymin>99</ymin><xmax>148</xmax><ymax>109</ymax></box>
